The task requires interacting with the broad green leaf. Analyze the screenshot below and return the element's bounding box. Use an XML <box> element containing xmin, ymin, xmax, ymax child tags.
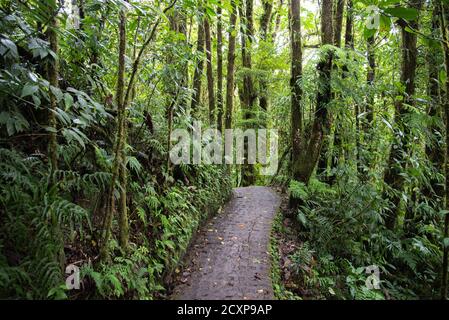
<box><xmin>21</xmin><ymin>84</ymin><xmax>39</xmax><ymax>98</ymax></box>
<box><xmin>64</xmin><ymin>93</ymin><xmax>74</xmax><ymax>109</ymax></box>
<box><xmin>383</xmin><ymin>7</ymin><xmax>419</xmax><ymax>21</ymax></box>
<box><xmin>363</xmin><ymin>27</ymin><xmax>376</xmax><ymax>40</ymax></box>
<box><xmin>379</xmin><ymin>15</ymin><xmax>391</xmax><ymax>32</ymax></box>
<box><xmin>44</xmin><ymin>126</ymin><xmax>58</xmax><ymax>133</ymax></box>
<box><xmin>0</xmin><ymin>38</ymin><xmax>18</xmax><ymax>59</ymax></box>
<box><xmin>440</xmin><ymin>69</ymin><xmax>447</xmax><ymax>86</ymax></box>
<box><xmin>444</xmin><ymin>238</ymin><xmax>449</xmax><ymax>248</ymax></box>
<box><xmin>50</xmin><ymin>86</ymin><xmax>63</xmax><ymax>102</ymax></box>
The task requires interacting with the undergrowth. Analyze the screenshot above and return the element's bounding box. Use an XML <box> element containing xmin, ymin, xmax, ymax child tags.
<box><xmin>0</xmin><ymin>145</ymin><xmax>232</xmax><ymax>299</ymax></box>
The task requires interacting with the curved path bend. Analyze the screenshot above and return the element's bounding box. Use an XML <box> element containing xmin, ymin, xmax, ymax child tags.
<box><xmin>171</xmin><ymin>186</ymin><xmax>281</xmax><ymax>300</ymax></box>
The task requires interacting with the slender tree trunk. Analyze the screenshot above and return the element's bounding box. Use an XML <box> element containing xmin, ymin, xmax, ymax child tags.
<box><xmin>101</xmin><ymin>6</ymin><xmax>128</xmax><ymax>259</ymax></box>
<box><xmin>345</xmin><ymin>0</ymin><xmax>362</xmax><ymax>173</ymax></box>
<box><xmin>290</xmin><ymin>0</ymin><xmax>303</xmax><ymax>183</ymax></box>
<box><xmin>272</xmin><ymin>0</ymin><xmax>284</xmax><ymax>41</ymax></box>
<box><xmin>291</xmin><ymin>0</ymin><xmax>333</xmax><ymax>186</ymax></box>
<box><xmin>438</xmin><ymin>0</ymin><xmax>449</xmax><ymax>299</ymax></box>
<box><xmin>259</xmin><ymin>0</ymin><xmax>274</xmax><ymax>116</ymax></box>
<box><xmin>191</xmin><ymin>15</ymin><xmax>205</xmax><ymax>114</ymax></box>
<box><xmin>46</xmin><ymin>3</ymin><xmax>59</xmax><ymax>175</ymax></box>
<box><xmin>366</xmin><ymin>36</ymin><xmax>375</xmax><ymax>125</ymax></box>
<box><xmin>383</xmin><ymin>0</ymin><xmax>423</xmax><ymax>230</ymax></box>
<box><xmin>204</xmin><ymin>18</ymin><xmax>215</xmax><ymax>125</ymax></box>
<box><xmin>166</xmin><ymin>8</ymin><xmax>178</xmax><ymax>171</ymax></box>
<box><xmin>355</xmin><ymin>34</ymin><xmax>376</xmax><ymax>177</ymax></box>
<box><xmin>117</xmin><ymin>4</ymin><xmax>130</xmax><ymax>252</ymax></box>
<box><xmin>118</xmin><ymin>142</ymin><xmax>129</xmax><ymax>250</ymax></box>
<box><xmin>260</xmin><ymin>0</ymin><xmax>273</xmax><ymax>39</ymax></box>
<box><xmin>289</xmin><ymin>0</ymin><xmax>305</xmax><ymax>208</ymax></box>
<box><xmin>424</xmin><ymin>4</ymin><xmax>444</xmax><ymax>201</ymax></box>
<box><xmin>217</xmin><ymin>1</ymin><xmax>224</xmax><ymax>132</ymax></box>
<box><xmin>225</xmin><ymin>0</ymin><xmax>237</xmax><ymax>130</ymax></box>
<box><xmin>239</xmin><ymin>0</ymin><xmax>257</xmax><ymax>186</ymax></box>
<box><xmin>333</xmin><ymin>0</ymin><xmax>345</xmax><ymax>47</ymax></box>
<box><xmin>45</xmin><ymin>0</ymin><xmax>64</xmax><ymax>270</ymax></box>
<box><xmin>315</xmin><ymin>0</ymin><xmax>334</xmax><ymax>181</ymax></box>
<box><xmin>344</xmin><ymin>0</ymin><xmax>353</xmax><ymax>49</ymax></box>
<box><xmin>327</xmin><ymin>0</ymin><xmax>346</xmax><ymax>184</ymax></box>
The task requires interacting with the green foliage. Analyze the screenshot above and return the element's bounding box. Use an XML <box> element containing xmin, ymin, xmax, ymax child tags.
<box><xmin>287</xmin><ymin>173</ymin><xmax>443</xmax><ymax>299</ymax></box>
<box><xmin>0</xmin><ymin>0</ymin><xmax>233</xmax><ymax>300</ymax></box>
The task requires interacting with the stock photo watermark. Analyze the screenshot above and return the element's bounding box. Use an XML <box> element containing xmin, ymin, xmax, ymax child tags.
<box><xmin>366</xmin><ymin>5</ymin><xmax>381</xmax><ymax>30</ymax></box>
<box><xmin>365</xmin><ymin>265</ymin><xmax>381</xmax><ymax>290</ymax></box>
<box><xmin>65</xmin><ymin>264</ymin><xmax>80</xmax><ymax>290</ymax></box>
<box><xmin>169</xmin><ymin>121</ymin><xmax>279</xmax><ymax>176</ymax></box>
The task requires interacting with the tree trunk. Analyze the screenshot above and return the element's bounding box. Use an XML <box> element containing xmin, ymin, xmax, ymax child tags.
<box><xmin>290</xmin><ymin>0</ymin><xmax>333</xmax><ymax>187</ymax></box>
<box><xmin>424</xmin><ymin>4</ymin><xmax>444</xmax><ymax>201</ymax></box>
<box><xmin>366</xmin><ymin>35</ymin><xmax>375</xmax><ymax>125</ymax></box>
<box><xmin>344</xmin><ymin>0</ymin><xmax>353</xmax><ymax>49</ymax></box>
<box><xmin>101</xmin><ymin>5</ymin><xmax>128</xmax><ymax>259</ymax></box>
<box><xmin>333</xmin><ymin>0</ymin><xmax>345</xmax><ymax>47</ymax></box>
<box><xmin>259</xmin><ymin>0</ymin><xmax>274</xmax><ymax>116</ymax></box>
<box><xmin>260</xmin><ymin>0</ymin><xmax>273</xmax><ymax>39</ymax></box>
<box><xmin>327</xmin><ymin>0</ymin><xmax>346</xmax><ymax>184</ymax></box>
<box><xmin>383</xmin><ymin>0</ymin><xmax>423</xmax><ymax>230</ymax></box>
<box><xmin>225</xmin><ymin>0</ymin><xmax>237</xmax><ymax>130</ymax></box>
<box><xmin>46</xmin><ymin>3</ymin><xmax>59</xmax><ymax>175</ymax></box>
<box><xmin>290</xmin><ymin>0</ymin><xmax>303</xmax><ymax>183</ymax></box>
<box><xmin>438</xmin><ymin>0</ymin><xmax>449</xmax><ymax>299</ymax></box>
<box><xmin>204</xmin><ymin>18</ymin><xmax>215</xmax><ymax>125</ymax></box>
<box><xmin>217</xmin><ymin>1</ymin><xmax>224</xmax><ymax>132</ymax></box>
<box><xmin>191</xmin><ymin>15</ymin><xmax>205</xmax><ymax>114</ymax></box>
<box><xmin>345</xmin><ymin>0</ymin><xmax>361</xmax><ymax>173</ymax></box>
<box><xmin>314</xmin><ymin>0</ymin><xmax>334</xmax><ymax>182</ymax></box>
<box><xmin>239</xmin><ymin>0</ymin><xmax>257</xmax><ymax>186</ymax></box>
<box><xmin>272</xmin><ymin>0</ymin><xmax>284</xmax><ymax>41</ymax></box>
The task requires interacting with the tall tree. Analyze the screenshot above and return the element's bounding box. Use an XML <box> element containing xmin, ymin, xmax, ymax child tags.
<box><xmin>344</xmin><ymin>0</ymin><xmax>353</xmax><ymax>49</ymax></box>
<box><xmin>216</xmin><ymin>1</ymin><xmax>224</xmax><ymax>131</ymax></box>
<box><xmin>366</xmin><ymin>35</ymin><xmax>375</xmax><ymax>125</ymax></box>
<box><xmin>439</xmin><ymin>0</ymin><xmax>449</xmax><ymax>300</ymax></box>
<box><xmin>259</xmin><ymin>0</ymin><xmax>274</xmax><ymax>115</ymax></box>
<box><xmin>290</xmin><ymin>0</ymin><xmax>303</xmax><ymax>184</ymax></box>
<box><xmin>101</xmin><ymin>4</ymin><xmax>128</xmax><ymax>259</ymax></box>
<box><xmin>101</xmin><ymin>1</ymin><xmax>177</xmax><ymax>259</ymax></box>
<box><xmin>260</xmin><ymin>0</ymin><xmax>273</xmax><ymax>39</ymax></box>
<box><xmin>240</xmin><ymin>0</ymin><xmax>257</xmax><ymax>186</ymax></box>
<box><xmin>46</xmin><ymin>0</ymin><xmax>60</xmax><ymax>175</ymax></box>
<box><xmin>272</xmin><ymin>0</ymin><xmax>284</xmax><ymax>41</ymax></box>
<box><xmin>334</xmin><ymin>0</ymin><xmax>345</xmax><ymax>47</ymax></box>
<box><xmin>191</xmin><ymin>13</ymin><xmax>205</xmax><ymax>114</ymax></box>
<box><xmin>328</xmin><ymin>0</ymin><xmax>346</xmax><ymax>183</ymax></box>
<box><xmin>424</xmin><ymin>4</ymin><xmax>444</xmax><ymax>201</ymax></box>
<box><xmin>383</xmin><ymin>0</ymin><xmax>423</xmax><ymax>230</ymax></box>
<box><xmin>225</xmin><ymin>0</ymin><xmax>237</xmax><ymax>130</ymax></box>
<box><xmin>316</xmin><ymin>0</ymin><xmax>335</xmax><ymax>180</ymax></box>
<box><xmin>290</xmin><ymin>0</ymin><xmax>333</xmax><ymax>187</ymax></box>
<box><xmin>204</xmin><ymin>17</ymin><xmax>215</xmax><ymax>125</ymax></box>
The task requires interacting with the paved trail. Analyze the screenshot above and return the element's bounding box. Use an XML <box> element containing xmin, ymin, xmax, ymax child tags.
<box><xmin>171</xmin><ymin>186</ymin><xmax>281</xmax><ymax>300</ymax></box>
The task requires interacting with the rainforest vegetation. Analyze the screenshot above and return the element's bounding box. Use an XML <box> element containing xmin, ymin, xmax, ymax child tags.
<box><xmin>1</xmin><ymin>0</ymin><xmax>449</xmax><ymax>300</ymax></box>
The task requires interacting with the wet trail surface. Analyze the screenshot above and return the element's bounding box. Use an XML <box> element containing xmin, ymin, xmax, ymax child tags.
<box><xmin>171</xmin><ymin>186</ymin><xmax>281</xmax><ymax>300</ymax></box>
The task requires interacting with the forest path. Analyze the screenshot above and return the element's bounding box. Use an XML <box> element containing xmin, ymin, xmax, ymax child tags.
<box><xmin>171</xmin><ymin>186</ymin><xmax>281</xmax><ymax>300</ymax></box>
